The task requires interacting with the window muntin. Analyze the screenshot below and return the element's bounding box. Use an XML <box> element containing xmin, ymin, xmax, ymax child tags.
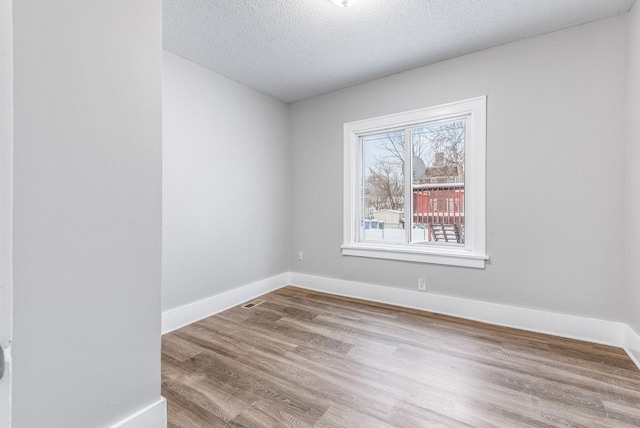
<box><xmin>342</xmin><ymin>96</ymin><xmax>487</xmax><ymax>268</ymax></box>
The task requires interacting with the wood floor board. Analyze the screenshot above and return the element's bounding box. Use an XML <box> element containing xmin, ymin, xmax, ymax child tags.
<box><xmin>602</xmin><ymin>400</ymin><xmax>640</xmax><ymax>427</ymax></box>
<box><xmin>188</xmin><ymin>349</ymin><xmax>327</xmax><ymax>419</ymax></box>
<box><xmin>163</xmin><ymin>375</ymin><xmax>251</xmax><ymax>424</ymax></box>
<box><xmin>313</xmin><ymin>404</ymin><xmax>395</xmax><ymax>428</ymax></box>
<box><xmin>451</xmin><ymin>400</ymin><xmax>551</xmax><ymax>428</ymax></box>
<box><xmin>391</xmin><ymin>341</ymin><xmax>621</xmax><ymax>401</ymax></box>
<box><xmin>195</xmin><ymin>316</ymin><xmax>299</xmax><ymax>357</ymax></box>
<box><xmin>265</xmin><ymin>294</ymin><xmax>364</xmax><ymax>322</ymax></box>
<box><xmin>388</xmin><ymin>400</ymin><xmax>474</xmax><ymax>428</ymax></box>
<box><xmin>492</xmin><ymin>345</ymin><xmax>640</xmax><ymax>393</ymax></box>
<box><xmin>233</xmin><ymin>340</ymin><xmax>402</xmax><ymax>421</ymax></box>
<box><xmin>282</xmin><ymin>345</ymin><xmax>442</xmax><ymax>419</ymax></box>
<box><xmin>162</xmin><ymin>333</ymin><xmax>207</xmax><ymax>362</ymax></box>
<box><xmin>239</xmin><ymin>317</ymin><xmax>354</xmax><ymax>356</ymax></box>
<box><xmin>346</xmin><ymin>343</ymin><xmax>398</xmax><ymax>359</ymax></box>
<box><xmin>271</xmin><ymin>287</ymin><xmax>399</xmax><ymax>319</ymax></box>
<box><xmin>257</xmin><ymin>300</ymin><xmax>320</xmax><ymax>321</ymax></box>
<box><xmin>277</xmin><ymin>315</ymin><xmax>402</xmax><ymax>353</ymax></box>
<box><xmin>340</xmin><ymin>343</ymin><xmax>540</xmax><ymax>415</ymax></box>
<box><xmin>230</xmin><ymin>400</ymin><xmax>317</xmax><ymax>428</ymax></box>
<box><xmin>310</xmin><ymin>313</ymin><xmax>449</xmax><ymax>346</ymax></box>
<box><xmin>233</xmin><ymin>349</ymin><xmax>398</xmax><ymax>419</ymax></box>
<box><xmin>163</xmin><ymin>286</ymin><xmax>640</xmax><ymax>427</ymax></box>
<box><xmin>166</xmin><ymin>409</ymin><xmax>229</xmax><ymax>428</ymax></box>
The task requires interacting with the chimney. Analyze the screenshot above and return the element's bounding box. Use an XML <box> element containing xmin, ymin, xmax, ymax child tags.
<box><xmin>434</xmin><ymin>152</ymin><xmax>445</xmax><ymax>167</ymax></box>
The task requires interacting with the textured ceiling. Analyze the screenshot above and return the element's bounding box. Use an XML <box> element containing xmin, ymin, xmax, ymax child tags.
<box><xmin>163</xmin><ymin>0</ymin><xmax>635</xmax><ymax>103</ymax></box>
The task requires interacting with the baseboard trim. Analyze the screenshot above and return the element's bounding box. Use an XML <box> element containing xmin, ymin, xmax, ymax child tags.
<box><xmin>160</xmin><ymin>271</ymin><xmax>638</xmax><ymax>371</ymax></box>
<box><xmin>625</xmin><ymin>325</ymin><xmax>640</xmax><ymax>370</ymax></box>
<box><xmin>110</xmin><ymin>397</ymin><xmax>166</xmax><ymax>428</ymax></box>
<box><xmin>289</xmin><ymin>272</ymin><xmax>627</xmax><ymax>349</ymax></box>
<box><xmin>162</xmin><ymin>273</ymin><xmax>289</xmax><ymax>335</ymax></box>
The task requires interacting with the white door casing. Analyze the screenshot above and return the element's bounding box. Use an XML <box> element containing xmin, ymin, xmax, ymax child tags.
<box><xmin>0</xmin><ymin>0</ymin><xmax>12</xmax><ymax>426</ymax></box>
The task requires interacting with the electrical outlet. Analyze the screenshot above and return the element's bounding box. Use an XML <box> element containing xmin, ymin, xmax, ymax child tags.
<box><xmin>417</xmin><ymin>277</ymin><xmax>427</xmax><ymax>291</ymax></box>
<box><xmin>298</xmin><ymin>251</ymin><xmax>304</xmax><ymax>261</ymax></box>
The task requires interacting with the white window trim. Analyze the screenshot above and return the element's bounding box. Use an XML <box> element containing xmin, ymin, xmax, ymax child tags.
<box><xmin>342</xmin><ymin>96</ymin><xmax>488</xmax><ymax>269</ymax></box>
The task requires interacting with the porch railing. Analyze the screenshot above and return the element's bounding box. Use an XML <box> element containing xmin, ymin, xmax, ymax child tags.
<box><xmin>412</xmin><ymin>182</ymin><xmax>465</xmax><ymax>243</ymax></box>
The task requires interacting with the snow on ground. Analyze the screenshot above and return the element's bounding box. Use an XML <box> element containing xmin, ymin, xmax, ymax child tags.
<box><xmin>361</xmin><ymin>226</ymin><xmax>430</xmax><ymax>242</ymax></box>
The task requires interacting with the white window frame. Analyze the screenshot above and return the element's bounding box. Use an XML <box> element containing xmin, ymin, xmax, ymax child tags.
<box><xmin>341</xmin><ymin>96</ymin><xmax>488</xmax><ymax>268</ymax></box>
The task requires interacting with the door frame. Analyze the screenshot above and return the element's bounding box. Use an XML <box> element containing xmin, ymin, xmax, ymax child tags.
<box><xmin>0</xmin><ymin>0</ymin><xmax>13</xmax><ymax>426</ymax></box>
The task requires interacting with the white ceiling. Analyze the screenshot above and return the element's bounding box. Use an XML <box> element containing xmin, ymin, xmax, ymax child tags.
<box><xmin>163</xmin><ymin>0</ymin><xmax>635</xmax><ymax>103</ymax></box>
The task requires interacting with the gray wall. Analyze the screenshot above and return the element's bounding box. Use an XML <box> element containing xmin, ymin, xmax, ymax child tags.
<box><xmin>627</xmin><ymin>2</ymin><xmax>640</xmax><ymax>335</ymax></box>
<box><xmin>12</xmin><ymin>1</ymin><xmax>162</xmax><ymax>427</ymax></box>
<box><xmin>162</xmin><ymin>52</ymin><xmax>290</xmax><ymax>311</ymax></box>
<box><xmin>290</xmin><ymin>16</ymin><xmax>628</xmax><ymax>321</ymax></box>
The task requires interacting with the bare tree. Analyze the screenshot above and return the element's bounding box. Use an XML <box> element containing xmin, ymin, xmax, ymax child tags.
<box><xmin>414</xmin><ymin>121</ymin><xmax>465</xmax><ymax>182</ymax></box>
<box><xmin>374</xmin><ymin>132</ymin><xmax>405</xmax><ymax>167</ymax></box>
<box><xmin>373</xmin><ymin>132</ymin><xmax>430</xmax><ymax>170</ymax></box>
<box><xmin>364</xmin><ymin>159</ymin><xmax>404</xmax><ymax>211</ymax></box>
<box><xmin>372</xmin><ymin>121</ymin><xmax>464</xmax><ymax>182</ymax></box>
<box><xmin>363</xmin><ymin>121</ymin><xmax>465</xmax><ymax>214</ymax></box>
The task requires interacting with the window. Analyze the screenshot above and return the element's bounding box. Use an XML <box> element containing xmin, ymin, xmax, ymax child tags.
<box><xmin>342</xmin><ymin>97</ymin><xmax>487</xmax><ymax>268</ymax></box>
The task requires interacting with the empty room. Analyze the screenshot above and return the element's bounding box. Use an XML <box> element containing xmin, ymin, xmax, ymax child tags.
<box><xmin>2</xmin><ymin>0</ymin><xmax>640</xmax><ymax>427</ymax></box>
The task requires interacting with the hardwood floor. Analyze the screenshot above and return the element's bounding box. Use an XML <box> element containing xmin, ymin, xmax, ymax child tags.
<box><xmin>162</xmin><ymin>286</ymin><xmax>640</xmax><ymax>427</ymax></box>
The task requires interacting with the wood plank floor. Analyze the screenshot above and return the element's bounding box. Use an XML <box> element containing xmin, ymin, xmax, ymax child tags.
<box><xmin>162</xmin><ymin>286</ymin><xmax>640</xmax><ymax>428</ymax></box>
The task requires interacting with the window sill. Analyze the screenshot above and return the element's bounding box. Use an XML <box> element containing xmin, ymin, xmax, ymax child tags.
<box><xmin>341</xmin><ymin>244</ymin><xmax>488</xmax><ymax>268</ymax></box>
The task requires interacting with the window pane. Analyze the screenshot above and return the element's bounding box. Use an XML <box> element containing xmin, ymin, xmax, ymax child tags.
<box><xmin>361</xmin><ymin>131</ymin><xmax>405</xmax><ymax>243</ymax></box>
<box><xmin>411</xmin><ymin>119</ymin><xmax>466</xmax><ymax>245</ymax></box>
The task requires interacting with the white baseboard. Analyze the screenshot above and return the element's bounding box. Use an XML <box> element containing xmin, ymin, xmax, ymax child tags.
<box><xmin>625</xmin><ymin>325</ymin><xmax>640</xmax><ymax>369</ymax></box>
<box><xmin>289</xmin><ymin>272</ymin><xmax>627</xmax><ymax>348</ymax></box>
<box><xmin>111</xmin><ymin>397</ymin><xmax>166</xmax><ymax>428</ymax></box>
<box><xmin>161</xmin><ymin>273</ymin><xmax>290</xmax><ymax>335</ymax></box>
<box><xmin>160</xmin><ymin>270</ymin><xmax>639</xmax><ymax>371</ymax></box>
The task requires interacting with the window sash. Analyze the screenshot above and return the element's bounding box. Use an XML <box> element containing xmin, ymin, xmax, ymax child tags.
<box><xmin>343</xmin><ymin>96</ymin><xmax>487</xmax><ymax>268</ymax></box>
<box><xmin>356</xmin><ymin>118</ymin><xmax>468</xmax><ymax>248</ymax></box>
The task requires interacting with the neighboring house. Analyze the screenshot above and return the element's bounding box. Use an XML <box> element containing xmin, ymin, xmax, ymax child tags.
<box><xmin>413</xmin><ymin>183</ymin><xmax>465</xmax><ymax>243</ymax></box>
<box><xmin>371</xmin><ymin>209</ymin><xmax>404</xmax><ymax>228</ymax></box>
<box><xmin>422</xmin><ymin>152</ymin><xmax>464</xmax><ymax>184</ymax></box>
<box><xmin>412</xmin><ymin>153</ymin><xmax>465</xmax><ymax>242</ymax></box>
